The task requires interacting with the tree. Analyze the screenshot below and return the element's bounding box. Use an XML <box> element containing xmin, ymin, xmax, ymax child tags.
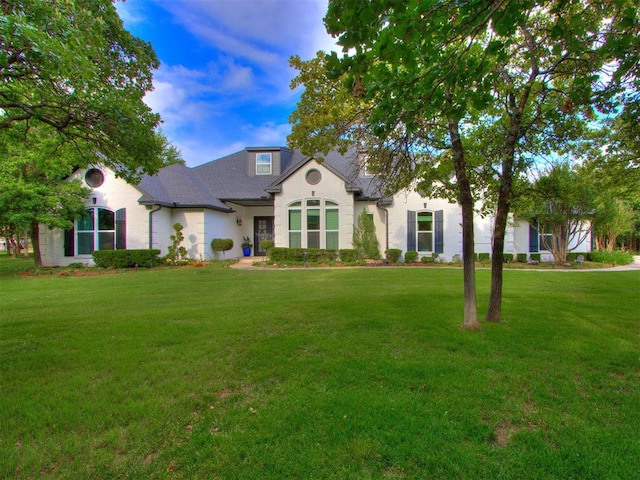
<box><xmin>0</xmin><ymin>126</ymin><xmax>89</xmax><ymax>267</ymax></box>
<box><xmin>519</xmin><ymin>163</ymin><xmax>594</xmax><ymax>264</ymax></box>
<box><xmin>0</xmin><ymin>0</ymin><xmax>181</xmax><ymax>266</ymax></box>
<box><xmin>0</xmin><ymin>0</ymin><xmax>180</xmax><ymax>180</ymax></box>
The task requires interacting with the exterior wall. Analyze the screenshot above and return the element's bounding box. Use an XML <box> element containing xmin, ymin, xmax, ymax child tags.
<box><xmin>387</xmin><ymin>191</ymin><xmax>462</xmax><ymax>261</ymax></box>
<box><xmin>203</xmin><ymin>208</ymin><xmax>239</xmax><ymax>259</ymax></box>
<box><xmin>39</xmin><ymin>167</ymin><xmax>151</xmax><ymax>267</ymax></box>
<box><xmin>273</xmin><ymin>161</ymin><xmax>355</xmax><ymax>250</ymax></box>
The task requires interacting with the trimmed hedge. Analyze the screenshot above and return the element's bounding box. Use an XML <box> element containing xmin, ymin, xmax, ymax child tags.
<box><xmin>93</xmin><ymin>249</ymin><xmax>162</xmax><ymax>268</ymax></box>
<box><xmin>269</xmin><ymin>247</ymin><xmax>338</xmax><ymax>264</ymax></box>
<box><xmin>404</xmin><ymin>250</ymin><xmax>418</xmax><ymax>263</ymax></box>
<box><xmin>516</xmin><ymin>253</ymin><xmax>528</xmax><ymax>263</ymax></box>
<box><xmin>211</xmin><ymin>238</ymin><xmax>233</xmax><ymax>252</ymax></box>
<box><xmin>478</xmin><ymin>253</ymin><xmax>490</xmax><ymax>262</ymax></box>
<box><xmin>530</xmin><ymin>253</ymin><xmax>541</xmax><ymax>262</ymax></box>
<box><xmin>386</xmin><ymin>249</ymin><xmax>402</xmax><ymax>264</ymax></box>
<box><xmin>259</xmin><ymin>239</ymin><xmax>275</xmax><ymax>254</ymax></box>
<box><xmin>338</xmin><ymin>249</ymin><xmax>358</xmax><ymax>263</ymax></box>
<box><xmin>503</xmin><ymin>253</ymin><xmax>514</xmax><ymax>263</ymax></box>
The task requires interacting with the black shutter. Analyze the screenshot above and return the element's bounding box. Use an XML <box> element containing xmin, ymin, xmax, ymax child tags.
<box><xmin>116</xmin><ymin>208</ymin><xmax>126</xmax><ymax>250</ymax></box>
<box><xmin>64</xmin><ymin>227</ymin><xmax>75</xmax><ymax>257</ymax></box>
<box><xmin>434</xmin><ymin>210</ymin><xmax>444</xmax><ymax>254</ymax></box>
<box><xmin>407</xmin><ymin>210</ymin><xmax>416</xmax><ymax>251</ymax></box>
<box><xmin>529</xmin><ymin>220</ymin><xmax>539</xmax><ymax>252</ymax></box>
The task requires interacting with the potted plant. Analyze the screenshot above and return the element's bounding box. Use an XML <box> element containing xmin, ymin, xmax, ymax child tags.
<box><xmin>241</xmin><ymin>236</ymin><xmax>253</xmax><ymax>256</ymax></box>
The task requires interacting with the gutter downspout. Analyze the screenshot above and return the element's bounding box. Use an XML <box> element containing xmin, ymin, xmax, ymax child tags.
<box><xmin>376</xmin><ymin>201</ymin><xmax>389</xmax><ymax>253</ymax></box>
<box><xmin>148</xmin><ymin>204</ymin><xmax>162</xmax><ymax>249</ymax></box>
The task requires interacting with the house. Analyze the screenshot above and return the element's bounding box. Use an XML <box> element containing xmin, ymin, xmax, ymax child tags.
<box><xmin>38</xmin><ymin>146</ymin><xmax>592</xmax><ymax>266</ymax></box>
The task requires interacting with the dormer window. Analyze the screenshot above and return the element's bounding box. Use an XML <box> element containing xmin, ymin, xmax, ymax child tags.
<box><xmin>256</xmin><ymin>153</ymin><xmax>272</xmax><ymax>175</ymax></box>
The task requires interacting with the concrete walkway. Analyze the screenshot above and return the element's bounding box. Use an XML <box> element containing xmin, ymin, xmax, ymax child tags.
<box><xmin>230</xmin><ymin>255</ymin><xmax>640</xmax><ymax>271</ymax></box>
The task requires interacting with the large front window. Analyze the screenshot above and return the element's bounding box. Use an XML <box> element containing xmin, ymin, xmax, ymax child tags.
<box><xmin>77</xmin><ymin>208</ymin><xmax>115</xmax><ymax>254</ymax></box>
<box><xmin>417</xmin><ymin>211</ymin><xmax>433</xmax><ymax>252</ymax></box>
<box><xmin>288</xmin><ymin>199</ymin><xmax>339</xmax><ymax>249</ymax></box>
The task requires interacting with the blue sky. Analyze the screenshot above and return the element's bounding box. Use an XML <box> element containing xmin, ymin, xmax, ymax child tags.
<box><xmin>116</xmin><ymin>0</ymin><xmax>338</xmax><ymax>167</ymax></box>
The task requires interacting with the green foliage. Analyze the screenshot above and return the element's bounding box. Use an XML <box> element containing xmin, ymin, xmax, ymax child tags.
<box><xmin>421</xmin><ymin>255</ymin><xmax>435</xmax><ymax>264</ymax></box>
<box><xmin>241</xmin><ymin>236</ymin><xmax>253</xmax><ymax>248</ymax></box>
<box><xmin>516</xmin><ymin>253</ymin><xmax>528</xmax><ymax>263</ymax></box>
<box><xmin>338</xmin><ymin>249</ymin><xmax>358</xmax><ymax>263</ymax></box>
<box><xmin>259</xmin><ymin>239</ymin><xmax>275</xmax><ymax>254</ymax></box>
<box><xmin>352</xmin><ymin>209</ymin><xmax>381</xmax><ymax>260</ymax></box>
<box><xmin>269</xmin><ymin>248</ymin><xmax>337</xmax><ymax>264</ymax></box>
<box><xmin>589</xmin><ymin>250</ymin><xmax>634</xmax><ymax>265</ymax></box>
<box><xmin>404</xmin><ymin>250</ymin><xmax>418</xmax><ymax>263</ymax></box>
<box><xmin>385</xmin><ymin>249</ymin><xmax>402</xmax><ymax>264</ymax></box>
<box><xmin>530</xmin><ymin>253</ymin><xmax>541</xmax><ymax>262</ymax></box>
<box><xmin>478</xmin><ymin>253</ymin><xmax>491</xmax><ymax>263</ymax></box>
<box><xmin>503</xmin><ymin>254</ymin><xmax>514</xmax><ymax>263</ymax></box>
<box><xmin>0</xmin><ymin>0</ymin><xmax>180</xmax><ymax>179</ymax></box>
<box><xmin>92</xmin><ymin>249</ymin><xmax>161</xmax><ymax>268</ymax></box>
<box><xmin>166</xmin><ymin>223</ymin><xmax>188</xmax><ymax>265</ymax></box>
<box><xmin>211</xmin><ymin>238</ymin><xmax>234</xmax><ymax>252</ymax></box>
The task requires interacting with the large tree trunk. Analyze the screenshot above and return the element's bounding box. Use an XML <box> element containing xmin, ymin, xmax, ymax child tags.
<box><xmin>448</xmin><ymin>116</ymin><xmax>480</xmax><ymax>330</ymax></box>
<box><xmin>29</xmin><ymin>222</ymin><xmax>43</xmax><ymax>268</ymax></box>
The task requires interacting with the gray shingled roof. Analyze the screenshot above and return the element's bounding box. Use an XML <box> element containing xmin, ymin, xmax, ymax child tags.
<box><xmin>136</xmin><ymin>147</ymin><xmax>386</xmax><ymax>210</ymax></box>
<box><xmin>137</xmin><ymin>163</ymin><xmax>232</xmax><ymax>211</ymax></box>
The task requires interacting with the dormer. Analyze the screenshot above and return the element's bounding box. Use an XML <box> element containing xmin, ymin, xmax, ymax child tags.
<box><xmin>246</xmin><ymin>147</ymin><xmax>290</xmax><ymax>177</ymax></box>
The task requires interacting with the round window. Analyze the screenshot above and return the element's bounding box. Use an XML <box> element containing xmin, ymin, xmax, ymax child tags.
<box><xmin>306</xmin><ymin>169</ymin><xmax>322</xmax><ymax>185</ymax></box>
<box><xmin>85</xmin><ymin>168</ymin><xmax>104</xmax><ymax>188</ymax></box>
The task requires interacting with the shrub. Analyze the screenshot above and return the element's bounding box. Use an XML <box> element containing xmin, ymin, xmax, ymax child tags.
<box><xmin>516</xmin><ymin>253</ymin><xmax>527</xmax><ymax>263</ymax></box>
<box><xmin>589</xmin><ymin>250</ymin><xmax>633</xmax><ymax>265</ymax></box>
<box><xmin>352</xmin><ymin>210</ymin><xmax>381</xmax><ymax>259</ymax></box>
<box><xmin>421</xmin><ymin>255</ymin><xmax>434</xmax><ymax>264</ymax></box>
<box><xmin>339</xmin><ymin>249</ymin><xmax>358</xmax><ymax>263</ymax></box>
<box><xmin>93</xmin><ymin>249</ymin><xmax>162</xmax><ymax>268</ymax></box>
<box><xmin>385</xmin><ymin>249</ymin><xmax>402</xmax><ymax>264</ymax></box>
<box><xmin>211</xmin><ymin>238</ymin><xmax>233</xmax><ymax>258</ymax></box>
<box><xmin>166</xmin><ymin>223</ymin><xmax>188</xmax><ymax>265</ymax></box>
<box><xmin>259</xmin><ymin>239</ymin><xmax>274</xmax><ymax>254</ymax></box>
<box><xmin>404</xmin><ymin>250</ymin><xmax>418</xmax><ymax>263</ymax></box>
<box><xmin>478</xmin><ymin>253</ymin><xmax>490</xmax><ymax>263</ymax></box>
<box><xmin>503</xmin><ymin>253</ymin><xmax>514</xmax><ymax>263</ymax></box>
<box><xmin>529</xmin><ymin>253</ymin><xmax>541</xmax><ymax>262</ymax></box>
<box><xmin>269</xmin><ymin>248</ymin><xmax>337</xmax><ymax>264</ymax></box>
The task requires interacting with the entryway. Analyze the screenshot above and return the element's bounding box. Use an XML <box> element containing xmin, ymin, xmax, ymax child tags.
<box><xmin>253</xmin><ymin>216</ymin><xmax>274</xmax><ymax>256</ymax></box>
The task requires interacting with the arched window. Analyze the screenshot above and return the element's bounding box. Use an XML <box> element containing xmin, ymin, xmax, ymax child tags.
<box><xmin>65</xmin><ymin>207</ymin><xmax>126</xmax><ymax>256</ymax></box>
<box><xmin>287</xmin><ymin>199</ymin><xmax>339</xmax><ymax>249</ymax></box>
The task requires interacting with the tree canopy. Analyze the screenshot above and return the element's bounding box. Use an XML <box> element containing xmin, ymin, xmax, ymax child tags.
<box><xmin>0</xmin><ymin>0</ymin><xmax>180</xmax><ymax>180</ymax></box>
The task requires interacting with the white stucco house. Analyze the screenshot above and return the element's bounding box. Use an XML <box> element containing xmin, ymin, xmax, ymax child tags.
<box><xmin>38</xmin><ymin>146</ymin><xmax>592</xmax><ymax>266</ymax></box>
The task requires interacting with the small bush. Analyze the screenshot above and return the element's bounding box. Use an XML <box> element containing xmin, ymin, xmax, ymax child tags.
<box><xmin>339</xmin><ymin>249</ymin><xmax>358</xmax><ymax>263</ymax></box>
<box><xmin>211</xmin><ymin>238</ymin><xmax>234</xmax><ymax>253</ymax></box>
<box><xmin>93</xmin><ymin>249</ymin><xmax>162</xmax><ymax>268</ymax></box>
<box><xmin>589</xmin><ymin>250</ymin><xmax>633</xmax><ymax>265</ymax></box>
<box><xmin>386</xmin><ymin>249</ymin><xmax>402</xmax><ymax>264</ymax></box>
<box><xmin>529</xmin><ymin>253</ymin><xmax>541</xmax><ymax>262</ymax></box>
<box><xmin>259</xmin><ymin>239</ymin><xmax>274</xmax><ymax>254</ymax></box>
<box><xmin>478</xmin><ymin>253</ymin><xmax>490</xmax><ymax>263</ymax></box>
<box><xmin>421</xmin><ymin>255</ymin><xmax>435</xmax><ymax>264</ymax></box>
<box><xmin>516</xmin><ymin>253</ymin><xmax>527</xmax><ymax>263</ymax></box>
<box><xmin>404</xmin><ymin>251</ymin><xmax>418</xmax><ymax>263</ymax></box>
<box><xmin>503</xmin><ymin>253</ymin><xmax>514</xmax><ymax>263</ymax></box>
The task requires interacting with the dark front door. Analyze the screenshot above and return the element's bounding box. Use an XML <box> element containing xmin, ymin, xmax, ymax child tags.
<box><xmin>254</xmin><ymin>216</ymin><xmax>274</xmax><ymax>256</ymax></box>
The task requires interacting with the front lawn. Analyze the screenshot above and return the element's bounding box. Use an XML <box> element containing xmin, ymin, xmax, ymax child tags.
<box><xmin>1</xmin><ymin>258</ymin><xmax>638</xmax><ymax>479</ymax></box>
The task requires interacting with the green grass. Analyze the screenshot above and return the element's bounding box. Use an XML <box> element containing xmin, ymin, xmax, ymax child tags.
<box><xmin>1</xmin><ymin>256</ymin><xmax>639</xmax><ymax>479</ymax></box>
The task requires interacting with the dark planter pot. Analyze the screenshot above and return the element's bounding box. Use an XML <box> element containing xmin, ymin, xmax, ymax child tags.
<box><xmin>242</xmin><ymin>247</ymin><xmax>251</xmax><ymax>257</ymax></box>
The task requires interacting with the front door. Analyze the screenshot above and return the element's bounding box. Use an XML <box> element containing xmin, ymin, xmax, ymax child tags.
<box><xmin>254</xmin><ymin>216</ymin><xmax>274</xmax><ymax>256</ymax></box>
